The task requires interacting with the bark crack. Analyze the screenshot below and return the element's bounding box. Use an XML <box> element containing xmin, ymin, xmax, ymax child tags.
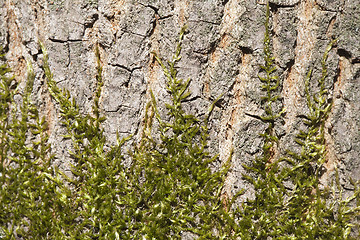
<box><xmin>48</xmin><ymin>38</ymin><xmax>84</xmax><ymax>43</ymax></box>
<box><xmin>109</xmin><ymin>63</ymin><xmax>142</xmax><ymax>87</ymax></box>
<box><xmin>188</xmin><ymin>19</ymin><xmax>221</xmax><ymax>26</ymax></box>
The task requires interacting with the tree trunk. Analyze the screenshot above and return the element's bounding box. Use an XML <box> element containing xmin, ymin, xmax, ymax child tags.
<box><xmin>1</xmin><ymin>0</ymin><xmax>359</xmax><ymax>213</ymax></box>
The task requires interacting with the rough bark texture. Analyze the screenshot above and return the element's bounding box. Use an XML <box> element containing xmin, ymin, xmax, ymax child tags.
<box><xmin>1</xmin><ymin>0</ymin><xmax>359</xmax><ymax>201</ymax></box>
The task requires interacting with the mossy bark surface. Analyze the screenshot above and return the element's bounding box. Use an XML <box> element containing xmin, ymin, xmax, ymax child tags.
<box><xmin>0</xmin><ymin>0</ymin><xmax>360</xmax><ymax>238</ymax></box>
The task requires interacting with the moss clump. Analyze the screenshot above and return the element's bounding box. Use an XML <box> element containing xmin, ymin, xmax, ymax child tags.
<box><xmin>39</xmin><ymin>28</ymin><xmax>231</xmax><ymax>239</ymax></box>
<box><xmin>235</xmin><ymin>2</ymin><xmax>360</xmax><ymax>240</ymax></box>
<box><xmin>0</xmin><ymin>49</ymin><xmax>58</xmax><ymax>239</ymax></box>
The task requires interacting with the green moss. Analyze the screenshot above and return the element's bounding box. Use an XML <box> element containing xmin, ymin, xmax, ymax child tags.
<box><xmin>40</xmin><ymin>29</ymin><xmax>232</xmax><ymax>239</ymax></box>
<box><xmin>0</xmin><ymin>48</ymin><xmax>58</xmax><ymax>239</ymax></box>
<box><xmin>236</xmin><ymin>2</ymin><xmax>360</xmax><ymax>240</ymax></box>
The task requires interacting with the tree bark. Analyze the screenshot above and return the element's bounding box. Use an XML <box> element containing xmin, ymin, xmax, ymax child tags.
<box><xmin>1</xmin><ymin>0</ymin><xmax>359</xmax><ymax>200</ymax></box>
